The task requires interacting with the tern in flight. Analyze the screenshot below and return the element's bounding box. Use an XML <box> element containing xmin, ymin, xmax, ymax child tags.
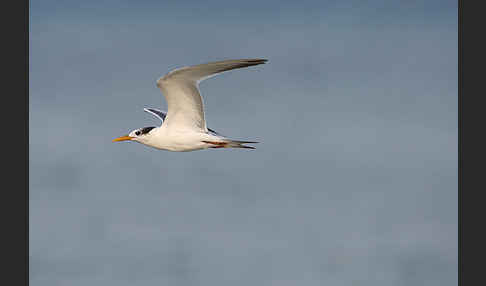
<box><xmin>113</xmin><ymin>58</ymin><xmax>267</xmax><ymax>151</ymax></box>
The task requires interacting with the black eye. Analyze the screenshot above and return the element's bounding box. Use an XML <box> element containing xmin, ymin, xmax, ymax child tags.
<box><xmin>135</xmin><ymin>131</ymin><xmax>140</xmax><ymax>136</ymax></box>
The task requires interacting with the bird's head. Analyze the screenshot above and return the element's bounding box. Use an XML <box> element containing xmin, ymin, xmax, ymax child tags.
<box><xmin>112</xmin><ymin>126</ymin><xmax>156</xmax><ymax>143</ymax></box>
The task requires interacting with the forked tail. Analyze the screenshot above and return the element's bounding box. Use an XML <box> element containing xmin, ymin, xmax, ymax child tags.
<box><xmin>202</xmin><ymin>139</ymin><xmax>259</xmax><ymax>149</ymax></box>
<box><xmin>226</xmin><ymin>140</ymin><xmax>259</xmax><ymax>149</ymax></box>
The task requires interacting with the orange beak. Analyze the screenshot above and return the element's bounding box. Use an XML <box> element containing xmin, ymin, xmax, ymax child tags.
<box><xmin>112</xmin><ymin>135</ymin><xmax>133</xmax><ymax>142</ymax></box>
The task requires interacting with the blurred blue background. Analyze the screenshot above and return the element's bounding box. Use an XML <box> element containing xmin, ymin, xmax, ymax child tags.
<box><xmin>30</xmin><ymin>1</ymin><xmax>457</xmax><ymax>285</ymax></box>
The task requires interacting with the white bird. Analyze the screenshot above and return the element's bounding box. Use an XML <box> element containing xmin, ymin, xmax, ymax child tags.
<box><xmin>112</xmin><ymin>58</ymin><xmax>267</xmax><ymax>152</ymax></box>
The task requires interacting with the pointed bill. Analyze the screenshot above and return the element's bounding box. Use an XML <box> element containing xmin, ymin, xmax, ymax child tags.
<box><xmin>112</xmin><ymin>135</ymin><xmax>133</xmax><ymax>142</ymax></box>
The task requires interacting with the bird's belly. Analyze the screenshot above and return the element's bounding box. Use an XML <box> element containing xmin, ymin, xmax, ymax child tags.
<box><xmin>147</xmin><ymin>131</ymin><xmax>210</xmax><ymax>152</ymax></box>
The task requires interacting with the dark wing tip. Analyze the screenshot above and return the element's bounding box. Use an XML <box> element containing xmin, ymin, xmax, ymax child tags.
<box><xmin>243</xmin><ymin>58</ymin><xmax>268</xmax><ymax>65</ymax></box>
<box><xmin>215</xmin><ymin>59</ymin><xmax>268</xmax><ymax>74</ymax></box>
<box><xmin>246</xmin><ymin>58</ymin><xmax>268</xmax><ymax>62</ymax></box>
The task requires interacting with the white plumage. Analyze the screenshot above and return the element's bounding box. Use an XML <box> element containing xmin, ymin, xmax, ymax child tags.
<box><xmin>113</xmin><ymin>59</ymin><xmax>267</xmax><ymax>152</ymax></box>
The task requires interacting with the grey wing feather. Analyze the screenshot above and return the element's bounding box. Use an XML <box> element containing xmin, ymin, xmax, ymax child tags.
<box><xmin>155</xmin><ymin>59</ymin><xmax>268</xmax><ymax>131</ymax></box>
<box><xmin>145</xmin><ymin>107</ymin><xmax>222</xmax><ymax>135</ymax></box>
<box><xmin>159</xmin><ymin>58</ymin><xmax>268</xmax><ymax>84</ymax></box>
<box><xmin>144</xmin><ymin>108</ymin><xmax>167</xmax><ymax>123</ymax></box>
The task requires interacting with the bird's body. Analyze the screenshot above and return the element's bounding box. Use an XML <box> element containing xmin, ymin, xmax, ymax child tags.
<box><xmin>113</xmin><ymin>59</ymin><xmax>267</xmax><ymax>151</ymax></box>
<box><xmin>136</xmin><ymin>126</ymin><xmax>223</xmax><ymax>152</ymax></box>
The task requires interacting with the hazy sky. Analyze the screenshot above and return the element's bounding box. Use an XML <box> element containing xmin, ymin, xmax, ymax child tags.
<box><xmin>30</xmin><ymin>1</ymin><xmax>457</xmax><ymax>285</ymax></box>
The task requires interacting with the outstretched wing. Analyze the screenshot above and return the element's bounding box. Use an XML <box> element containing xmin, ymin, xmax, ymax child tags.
<box><xmin>145</xmin><ymin>107</ymin><xmax>223</xmax><ymax>136</ymax></box>
<box><xmin>156</xmin><ymin>59</ymin><xmax>267</xmax><ymax>131</ymax></box>
<box><xmin>144</xmin><ymin>107</ymin><xmax>167</xmax><ymax>124</ymax></box>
